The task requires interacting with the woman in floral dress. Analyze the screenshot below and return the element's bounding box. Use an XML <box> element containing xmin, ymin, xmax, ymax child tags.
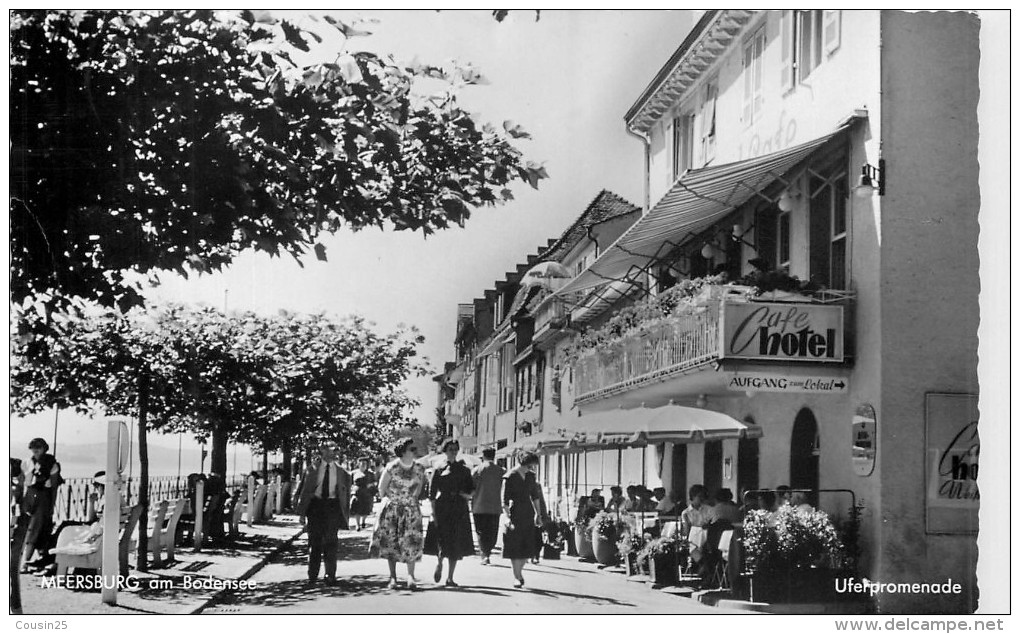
<box><xmin>371</xmin><ymin>438</ymin><xmax>426</xmax><ymax>590</ymax></box>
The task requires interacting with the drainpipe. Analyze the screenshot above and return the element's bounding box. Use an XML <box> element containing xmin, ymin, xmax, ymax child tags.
<box><xmin>626</xmin><ymin>124</ymin><xmax>652</xmax><ymax>212</ymax></box>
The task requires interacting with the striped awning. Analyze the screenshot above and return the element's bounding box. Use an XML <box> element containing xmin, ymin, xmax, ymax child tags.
<box><xmin>563</xmin><ymin>404</ymin><xmax>763</xmax><ymax>449</ymax></box>
<box><xmin>477</xmin><ymin>326</ymin><xmax>513</xmax><ymax>358</ymax></box>
<box><xmin>556</xmin><ymin>121</ymin><xmax>857</xmax><ymax>296</ymax></box>
<box><xmin>495</xmin><ymin>430</ymin><xmax>574</xmax><ymax>458</ymax></box>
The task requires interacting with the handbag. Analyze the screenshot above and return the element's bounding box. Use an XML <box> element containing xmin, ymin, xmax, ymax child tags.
<box><xmin>423</xmin><ymin>518</ymin><xmax>439</xmax><ymax>556</ymax></box>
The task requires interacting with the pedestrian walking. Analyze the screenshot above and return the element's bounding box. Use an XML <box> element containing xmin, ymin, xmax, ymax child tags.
<box><xmin>20</xmin><ymin>438</ymin><xmax>61</xmax><ymax>573</ymax></box>
<box><xmin>350</xmin><ymin>457</ymin><xmax>377</xmax><ymax>531</ymax></box>
<box><xmin>371</xmin><ymin>438</ymin><xmax>427</xmax><ymax>590</ymax></box>
<box><xmin>429</xmin><ymin>439</ymin><xmax>474</xmax><ymax>587</ymax></box>
<box><xmin>502</xmin><ymin>452</ymin><xmax>542</xmax><ymax>588</ymax></box>
<box><xmin>470</xmin><ymin>448</ymin><xmax>504</xmax><ymax>565</ymax></box>
<box><xmin>296</xmin><ymin>439</ymin><xmax>351</xmax><ymax>586</ymax></box>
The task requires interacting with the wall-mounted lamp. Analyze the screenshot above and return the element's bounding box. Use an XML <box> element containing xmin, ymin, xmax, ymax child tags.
<box><xmin>854</xmin><ymin>159</ymin><xmax>886</xmax><ymax>197</ymax></box>
<box><xmin>700</xmin><ymin>243</ymin><xmax>717</xmax><ymax>259</ymax></box>
<box><xmin>777</xmin><ymin>188</ymin><xmax>799</xmax><ymax>212</ymax></box>
<box><xmin>730</xmin><ymin>223</ymin><xmax>757</xmax><ymax>250</ymax></box>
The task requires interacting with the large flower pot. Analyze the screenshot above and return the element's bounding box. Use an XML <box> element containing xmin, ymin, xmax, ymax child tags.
<box><xmin>593</xmin><ymin>531</ymin><xmax>619</xmax><ymax>565</ymax></box>
<box><xmin>542</xmin><ymin>545</ymin><xmax>562</xmax><ymax>560</ymax></box>
<box><xmin>625</xmin><ymin>552</ymin><xmax>646</xmax><ymax>577</ymax></box>
<box><xmin>648</xmin><ymin>552</ymin><xmax>680</xmax><ymax>587</ymax></box>
<box><xmin>575</xmin><ymin>526</ymin><xmax>594</xmax><ymax>560</ymax></box>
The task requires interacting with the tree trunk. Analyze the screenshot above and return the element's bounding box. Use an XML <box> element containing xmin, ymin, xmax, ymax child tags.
<box><xmin>136</xmin><ymin>374</ymin><xmax>150</xmax><ymax>572</ymax></box>
<box><xmin>282</xmin><ymin>440</ymin><xmax>292</xmax><ymax>482</ymax></box>
<box><xmin>210</xmin><ymin>425</ymin><xmax>229</xmax><ymax>476</ymax></box>
<box><xmin>262</xmin><ymin>451</ymin><xmax>269</xmax><ymax>482</ymax></box>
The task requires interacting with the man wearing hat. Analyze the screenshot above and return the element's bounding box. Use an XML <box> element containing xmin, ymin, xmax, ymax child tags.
<box><xmin>296</xmin><ymin>439</ymin><xmax>351</xmax><ymax>585</ymax></box>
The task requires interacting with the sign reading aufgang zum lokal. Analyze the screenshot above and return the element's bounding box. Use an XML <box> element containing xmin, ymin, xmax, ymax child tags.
<box><xmin>721</xmin><ymin>301</ymin><xmax>844</xmax><ymax>362</ymax></box>
<box><xmin>726</xmin><ymin>372</ymin><xmax>848</xmax><ymax>394</ymax></box>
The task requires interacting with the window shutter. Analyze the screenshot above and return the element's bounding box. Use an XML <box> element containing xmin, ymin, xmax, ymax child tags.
<box><xmin>823</xmin><ymin>10</ymin><xmax>841</xmax><ymax>54</ymax></box>
<box><xmin>700</xmin><ymin>82</ymin><xmax>717</xmax><ymax>163</ymax></box>
<box><xmin>742</xmin><ymin>43</ymin><xmax>753</xmax><ymax>123</ymax></box>
<box><xmin>665</xmin><ymin>116</ymin><xmax>676</xmax><ymax>180</ymax></box>
<box><xmin>780</xmin><ymin>10</ymin><xmax>794</xmax><ymax>92</ymax></box>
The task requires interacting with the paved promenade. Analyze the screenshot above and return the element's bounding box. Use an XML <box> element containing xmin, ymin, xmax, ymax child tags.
<box><xmin>200</xmin><ymin>527</ymin><xmax>744</xmax><ymax>614</ymax></box>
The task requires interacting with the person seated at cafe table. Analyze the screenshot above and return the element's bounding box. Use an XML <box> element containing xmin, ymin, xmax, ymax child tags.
<box><xmin>707</xmin><ymin>488</ymin><xmax>742</xmax><ymax>525</ymax></box>
<box><xmin>757</xmin><ymin>490</ymin><xmax>779</xmax><ymax>525</ymax></box>
<box><xmin>775</xmin><ymin>485</ymin><xmax>792</xmax><ymax>508</ymax></box>
<box><xmin>588</xmin><ymin>489</ymin><xmax>606</xmax><ymax>512</ymax></box>
<box><xmin>620</xmin><ymin>485</ymin><xmax>640</xmax><ymax>512</ymax></box>
<box><xmin>790</xmin><ymin>490</ymin><xmax>814</xmax><ymax>513</ymax></box>
<box><xmin>656</xmin><ymin>489</ymin><xmax>680</xmax><ymax>516</ymax></box>
<box><xmin>605</xmin><ymin>486</ymin><xmax>627</xmax><ymax>513</ymax></box>
<box><xmin>679</xmin><ymin>484</ymin><xmax>710</xmax><ymax>538</ymax></box>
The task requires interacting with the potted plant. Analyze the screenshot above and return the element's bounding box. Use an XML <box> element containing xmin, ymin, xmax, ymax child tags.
<box><xmin>574</xmin><ymin>518</ymin><xmax>595</xmax><ymax>560</ymax></box>
<box><xmin>617</xmin><ymin>531</ymin><xmax>647</xmax><ymax>577</ymax></box>
<box><xmin>589</xmin><ymin>511</ymin><xmax>630</xmax><ymax>565</ymax></box>
<box><xmin>638</xmin><ymin>534</ymin><xmax>683</xmax><ymax>587</ymax></box>
<box><xmin>742</xmin><ymin>506</ymin><xmax>846</xmax><ymax>603</ymax></box>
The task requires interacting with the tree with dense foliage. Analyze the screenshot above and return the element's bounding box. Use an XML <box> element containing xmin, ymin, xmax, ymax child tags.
<box><xmin>11</xmin><ymin>304</ymin><xmax>429</xmax><ymax>567</ymax></box>
<box><xmin>10</xmin><ymin>9</ymin><xmax>545</xmax><ymax>314</ymax></box>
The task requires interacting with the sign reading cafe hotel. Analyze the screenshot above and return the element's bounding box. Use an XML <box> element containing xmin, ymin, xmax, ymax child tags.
<box><xmin>720</xmin><ymin>302</ymin><xmax>844</xmax><ymax>362</ymax></box>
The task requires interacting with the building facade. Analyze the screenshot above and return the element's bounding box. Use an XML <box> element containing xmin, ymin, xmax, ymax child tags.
<box><xmin>438</xmin><ymin>10</ymin><xmax>980</xmax><ymax>613</ymax></box>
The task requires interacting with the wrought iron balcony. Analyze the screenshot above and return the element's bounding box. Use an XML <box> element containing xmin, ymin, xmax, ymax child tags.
<box><xmin>572</xmin><ymin>284</ymin><xmax>853</xmax><ymax>403</ymax></box>
<box><xmin>574</xmin><ymin>303</ymin><xmax>722</xmax><ymax>403</ymax></box>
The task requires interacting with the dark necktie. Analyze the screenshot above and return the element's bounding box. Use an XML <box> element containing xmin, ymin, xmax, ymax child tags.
<box><xmin>322</xmin><ymin>464</ymin><xmax>331</xmax><ymax>499</ymax></box>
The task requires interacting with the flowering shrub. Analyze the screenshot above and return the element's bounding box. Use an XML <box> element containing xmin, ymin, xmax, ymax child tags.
<box><xmin>636</xmin><ymin>533</ymin><xmax>684</xmax><ymax>563</ymax></box>
<box><xmin>562</xmin><ymin>275</ymin><xmax>728</xmax><ymax>365</ymax></box>
<box><xmin>588</xmin><ymin>510</ymin><xmax>631</xmax><ymax>540</ymax></box>
<box><xmin>616</xmin><ymin>530</ymin><xmax>645</xmax><ymax>557</ymax></box>
<box><xmin>742</xmin><ymin>506</ymin><xmax>845</xmax><ymax>574</ymax></box>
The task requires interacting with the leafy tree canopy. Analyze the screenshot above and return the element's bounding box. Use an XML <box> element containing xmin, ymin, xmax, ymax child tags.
<box><xmin>11</xmin><ymin>304</ymin><xmax>429</xmax><ymax>461</ymax></box>
<box><xmin>11</xmin><ymin>10</ymin><xmax>546</xmax><ymax>314</ymax></box>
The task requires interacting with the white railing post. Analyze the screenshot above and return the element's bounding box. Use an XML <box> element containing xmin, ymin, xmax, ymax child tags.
<box><xmin>193</xmin><ymin>479</ymin><xmax>205</xmax><ymax>551</ymax></box>
<box><xmin>101</xmin><ymin>420</ymin><xmax>124</xmax><ymax>606</ymax></box>
<box><xmin>274</xmin><ymin>475</ymin><xmax>283</xmax><ymax>515</ymax></box>
<box><xmin>246</xmin><ymin>475</ymin><xmax>255</xmax><ymax>528</ymax></box>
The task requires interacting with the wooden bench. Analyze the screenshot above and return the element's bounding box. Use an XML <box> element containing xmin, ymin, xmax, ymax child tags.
<box><xmin>247</xmin><ymin>483</ymin><xmax>268</xmax><ymax>525</ymax></box>
<box><xmin>54</xmin><ymin>505</ymin><xmax>143</xmax><ymax>579</ymax></box>
<box><xmin>147</xmin><ymin>498</ymin><xmax>186</xmax><ymax>566</ymax></box>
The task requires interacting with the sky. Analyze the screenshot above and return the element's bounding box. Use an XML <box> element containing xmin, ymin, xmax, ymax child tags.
<box><xmin>9</xmin><ymin>10</ymin><xmax>696</xmax><ymax>473</ymax></box>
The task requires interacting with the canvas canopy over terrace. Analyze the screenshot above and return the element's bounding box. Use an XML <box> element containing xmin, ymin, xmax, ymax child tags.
<box><xmin>566</xmin><ymin>403</ymin><xmax>763</xmax><ymax>449</ymax></box>
<box><xmin>555</xmin><ymin>119</ymin><xmax>863</xmax><ymax>298</ymax></box>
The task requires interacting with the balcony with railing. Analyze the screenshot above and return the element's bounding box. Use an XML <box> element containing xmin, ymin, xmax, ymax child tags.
<box><xmin>532</xmin><ymin>297</ymin><xmax>570</xmax><ymax>346</ymax></box>
<box><xmin>571</xmin><ymin>283</ymin><xmax>853</xmax><ymax>404</ymax></box>
<box><xmin>574</xmin><ymin>303</ymin><xmax>721</xmax><ymax>402</ymax></box>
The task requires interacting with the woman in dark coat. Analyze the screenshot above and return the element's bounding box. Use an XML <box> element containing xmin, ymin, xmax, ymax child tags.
<box><xmin>429</xmin><ymin>439</ymin><xmax>475</xmax><ymax>586</ymax></box>
<box><xmin>502</xmin><ymin>452</ymin><xmax>541</xmax><ymax>588</ymax></box>
<box><xmin>21</xmin><ymin>438</ymin><xmax>60</xmax><ymax>572</ymax></box>
<box><xmin>350</xmin><ymin>458</ymin><xmax>377</xmax><ymax>531</ymax></box>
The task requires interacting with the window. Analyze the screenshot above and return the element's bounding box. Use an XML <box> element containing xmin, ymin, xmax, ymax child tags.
<box><xmin>778</xmin><ymin>211</ymin><xmax>791</xmax><ymax>272</ymax></box>
<box><xmin>808</xmin><ymin>171</ymin><xmax>849</xmax><ymax>289</ymax></box>
<box><xmin>755</xmin><ymin>205</ymin><xmax>778</xmax><ymax>270</ymax></box>
<box><xmin>781</xmin><ymin>10</ymin><xmax>841</xmax><ymax>90</ymax></box>
<box><xmin>574</xmin><ymin>255</ymin><xmax>588</xmax><ymax>277</ymax></box>
<box><xmin>700</xmin><ymin>79</ymin><xmax>718</xmax><ymax>164</ymax></box>
<box><xmin>672</xmin><ymin>112</ymin><xmax>695</xmax><ymax>178</ymax></box>
<box><xmin>797</xmin><ymin>10</ymin><xmax>823</xmax><ymax>81</ymax></box>
<box><xmin>493</xmin><ymin>294</ymin><xmax>503</xmax><ymax>329</ymax></box>
<box><xmin>742</xmin><ymin>27</ymin><xmax>765</xmax><ymax>125</ymax></box>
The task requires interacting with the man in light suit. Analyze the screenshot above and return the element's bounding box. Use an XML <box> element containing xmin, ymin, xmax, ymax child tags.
<box><xmin>470</xmin><ymin>448</ymin><xmax>505</xmax><ymax>565</ymax></box>
<box><xmin>297</xmin><ymin>439</ymin><xmax>351</xmax><ymax>585</ymax></box>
